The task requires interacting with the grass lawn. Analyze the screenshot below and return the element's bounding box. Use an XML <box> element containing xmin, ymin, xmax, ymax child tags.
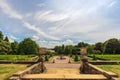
<box><xmin>88</xmin><ymin>54</ymin><xmax>120</xmax><ymax>60</ymax></box>
<box><xmin>0</xmin><ymin>55</ymin><xmax>35</xmax><ymax>60</ymax></box>
<box><xmin>97</xmin><ymin>65</ymin><xmax>120</xmax><ymax>77</ymax></box>
<box><xmin>0</xmin><ymin>64</ymin><xmax>28</xmax><ymax>80</ymax></box>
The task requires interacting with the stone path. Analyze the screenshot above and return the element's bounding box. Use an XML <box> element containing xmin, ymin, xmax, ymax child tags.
<box><xmin>22</xmin><ymin>56</ymin><xmax>107</xmax><ymax>80</ymax></box>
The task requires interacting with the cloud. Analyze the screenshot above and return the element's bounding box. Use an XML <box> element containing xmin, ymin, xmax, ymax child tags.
<box><xmin>7</xmin><ymin>35</ymin><xmax>18</xmax><ymax>42</ymax></box>
<box><xmin>32</xmin><ymin>35</ymin><xmax>39</xmax><ymax>41</ymax></box>
<box><xmin>0</xmin><ymin>0</ymin><xmax>22</xmax><ymax>20</ymax></box>
<box><xmin>37</xmin><ymin>3</ymin><xmax>45</xmax><ymax>7</ymax></box>
<box><xmin>34</xmin><ymin>11</ymin><xmax>69</xmax><ymax>23</ymax></box>
<box><xmin>107</xmin><ymin>1</ymin><xmax>117</xmax><ymax>8</ymax></box>
<box><xmin>38</xmin><ymin>39</ymin><xmax>74</xmax><ymax>48</ymax></box>
<box><xmin>0</xmin><ymin>0</ymin><xmax>59</xmax><ymax>40</ymax></box>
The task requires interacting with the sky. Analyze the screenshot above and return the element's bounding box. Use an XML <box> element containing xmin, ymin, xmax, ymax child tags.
<box><xmin>0</xmin><ymin>0</ymin><xmax>120</xmax><ymax>48</ymax></box>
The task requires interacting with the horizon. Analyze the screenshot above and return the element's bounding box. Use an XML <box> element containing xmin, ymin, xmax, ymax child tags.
<box><xmin>0</xmin><ymin>0</ymin><xmax>120</xmax><ymax>48</ymax></box>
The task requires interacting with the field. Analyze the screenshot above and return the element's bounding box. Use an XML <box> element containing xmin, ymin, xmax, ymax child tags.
<box><xmin>88</xmin><ymin>54</ymin><xmax>120</xmax><ymax>60</ymax></box>
<box><xmin>0</xmin><ymin>55</ymin><xmax>35</xmax><ymax>60</ymax></box>
<box><xmin>97</xmin><ymin>65</ymin><xmax>120</xmax><ymax>77</ymax></box>
<box><xmin>0</xmin><ymin>64</ymin><xmax>28</xmax><ymax>80</ymax></box>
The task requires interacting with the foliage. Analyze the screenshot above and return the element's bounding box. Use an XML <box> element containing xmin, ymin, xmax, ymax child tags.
<box><xmin>77</xmin><ymin>42</ymin><xmax>88</xmax><ymax>48</ymax></box>
<box><xmin>45</xmin><ymin>55</ymin><xmax>49</xmax><ymax>61</ymax></box>
<box><xmin>4</xmin><ymin>36</ymin><xmax>9</xmax><ymax>42</ymax></box>
<box><xmin>0</xmin><ymin>40</ymin><xmax>11</xmax><ymax>54</ymax></box>
<box><xmin>18</xmin><ymin>38</ymin><xmax>39</xmax><ymax>55</ymax></box>
<box><xmin>74</xmin><ymin>55</ymin><xmax>79</xmax><ymax>62</ymax></box>
<box><xmin>104</xmin><ymin>38</ymin><xmax>120</xmax><ymax>54</ymax></box>
<box><xmin>87</xmin><ymin>45</ymin><xmax>94</xmax><ymax>54</ymax></box>
<box><xmin>0</xmin><ymin>31</ymin><xmax>3</xmax><ymax>41</ymax></box>
<box><xmin>94</xmin><ymin>42</ymin><xmax>103</xmax><ymax>53</ymax></box>
<box><xmin>54</xmin><ymin>45</ymin><xmax>79</xmax><ymax>55</ymax></box>
<box><xmin>10</xmin><ymin>41</ymin><xmax>19</xmax><ymax>54</ymax></box>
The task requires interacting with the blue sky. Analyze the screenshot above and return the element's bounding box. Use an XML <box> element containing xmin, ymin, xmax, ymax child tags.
<box><xmin>0</xmin><ymin>0</ymin><xmax>120</xmax><ymax>48</ymax></box>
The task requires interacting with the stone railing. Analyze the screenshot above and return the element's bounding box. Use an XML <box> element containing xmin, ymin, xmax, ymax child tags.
<box><xmin>9</xmin><ymin>62</ymin><xmax>46</xmax><ymax>80</ymax></box>
<box><xmin>80</xmin><ymin>60</ymin><xmax>118</xmax><ymax>80</ymax></box>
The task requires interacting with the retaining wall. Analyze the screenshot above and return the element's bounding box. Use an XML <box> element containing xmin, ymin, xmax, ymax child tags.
<box><xmin>89</xmin><ymin>61</ymin><xmax>120</xmax><ymax>65</ymax></box>
<box><xmin>81</xmin><ymin>62</ymin><xmax>118</xmax><ymax>80</ymax></box>
<box><xmin>9</xmin><ymin>62</ymin><xmax>46</xmax><ymax>80</ymax></box>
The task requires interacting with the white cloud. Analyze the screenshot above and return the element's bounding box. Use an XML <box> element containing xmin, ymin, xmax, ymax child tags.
<box><xmin>0</xmin><ymin>0</ymin><xmax>59</xmax><ymax>40</ymax></box>
<box><xmin>7</xmin><ymin>35</ymin><xmax>18</xmax><ymax>42</ymax></box>
<box><xmin>0</xmin><ymin>0</ymin><xmax>22</xmax><ymax>20</ymax></box>
<box><xmin>107</xmin><ymin>1</ymin><xmax>117</xmax><ymax>8</ymax></box>
<box><xmin>32</xmin><ymin>35</ymin><xmax>39</xmax><ymax>41</ymax></box>
<box><xmin>34</xmin><ymin>11</ymin><xmax>69</xmax><ymax>22</ymax></box>
<box><xmin>38</xmin><ymin>39</ymin><xmax>74</xmax><ymax>48</ymax></box>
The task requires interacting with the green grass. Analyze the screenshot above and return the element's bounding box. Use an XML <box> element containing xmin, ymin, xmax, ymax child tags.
<box><xmin>97</xmin><ymin>65</ymin><xmax>120</xmax><ymax>77</ymax></box>
<box><xmin>88</xmin><ymin>54</ymin><xmax>120</xmax><ymax>60</ymax></box>
<box><xmin>0</xmin><ymin>64</ymin><xmax>27</xmax><ymax>80</ymax></box>
<box><xmin>0</xmin><ymin>55</ymin><xmax>35</xmax><ymax>60</ymax></box>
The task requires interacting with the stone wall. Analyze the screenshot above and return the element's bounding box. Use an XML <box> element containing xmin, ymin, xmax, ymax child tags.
<box><xmin>80</xmin><ymin>62</ymin><xmax>118</xmax><ymax>80</ymax></box>
<box><xmin>89</xmin><ymin>61</ymin><xmax>120</xmax><ymax>65</ymax></box>
<box><xmin>9</xmin><ymin>62</ymin><xmax>46</xmax><ymax>80</ymax></box>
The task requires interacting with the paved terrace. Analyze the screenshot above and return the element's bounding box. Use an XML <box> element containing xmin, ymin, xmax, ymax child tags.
<box><xmin>21</xmin><ymin>56</ymin><xmax>107</xmax><ymax>80</ymax></box>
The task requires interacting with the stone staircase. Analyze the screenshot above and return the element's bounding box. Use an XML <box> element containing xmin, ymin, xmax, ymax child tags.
<box><xmin>21</xmin><ymin>74</ymin><xmax>107</xmax><ymax>80</ymax></box>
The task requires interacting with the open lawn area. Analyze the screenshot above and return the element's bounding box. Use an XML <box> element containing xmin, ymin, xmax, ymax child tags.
<box><xmin>0</xmin><ymin>64</ymin><xmax>28</xmax><ymax>80</ymax></box>
<box><xmin>0</xmin><ymin>55</ymin><xmax>35</xmax><ymax>60</ymax></box>
<box><xmin>97</xmin><ymin>65</ymin><xmax>120</xmax><ymax>77</ymax></box>
<box><xmin>88</xmin><ymin>54</ymin><xmax>120</xmax><ymax>60</ymax></box>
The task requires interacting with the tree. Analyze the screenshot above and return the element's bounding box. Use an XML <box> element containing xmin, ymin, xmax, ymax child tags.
<box><xmin>94</xmin><ymin>42</ymin><xmax>103</xmax><ymax>53</ymax></box>
<box><xmin>18</xmin><ymin>38</ymin><xmax>39</xmax><ymax>55</ymax></box>
<box><xmin>77</xmin><ymin>42</ymin><xmax>88</xmax><ymax>48</ymax></box>
<box><xmin>0</xmin><ymin>40</ymin><xmax>11</xmax><ymax>54</ymax></box>
<box><xmin>0</xmin><ymin>31</ymin><xmax>3</xmax><ymax>41</ymax></box>
<box><xmin>4</xmin><ymin>36</ymin><xmax>9</xmax><ymax>42</ymax></box>
<box><xmin>11</xmin><ymin>41</ymin><xmax>19</xmax><ymax>54</ymax></box>
<box><xmin>87</xmin><ymin>45</ymin><xmax>94</xmax><ymax>54</ymax></box>
<box><xmin>104</xmin><ymin>38</ymin><xmax>120</xmax><ymax>54</ymax></box>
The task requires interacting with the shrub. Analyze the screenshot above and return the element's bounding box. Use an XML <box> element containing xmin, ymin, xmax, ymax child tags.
<box><xmin>45</xmin><ymin>55</ymin><xmax>49</xmax><ymax>61</ymax></box>
<box><xmin>74</xmin><ymin>55</ymin><xmax>78</xmax><ymax>62</ymax></box>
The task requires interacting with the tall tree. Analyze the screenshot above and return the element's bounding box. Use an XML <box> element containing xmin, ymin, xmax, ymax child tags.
<box><xmin>0</xmin><ymin>31</ymin><xmax>3</xmax><ymax>41</ymax></box>
<box><xmin>4</xmin><ymin>36</ymin><xmax>9</xmax><ymax>42</ymax></box>
<box><xmin>0</xmin><ymin>40</ymin><xmax>11</xmax><ymax>54</ymax></box>
<box><xmin>11</xmin><ymin>41</ymin><xmax>19</xmax><ymax>54</ymax></box>
<box><xmin>18</xmin><ymin>38</ymin><xmax>39</xmax><ymax>55</ymax></box>
<box><xmin>94</xmin><ymin>42</ymin><xmax>103</xmax><ymax>53</ymax></box>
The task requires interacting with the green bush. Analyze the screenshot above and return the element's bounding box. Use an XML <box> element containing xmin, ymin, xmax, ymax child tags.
<box><xmin>45</xmin><ymin>55</ymin><xmax>49</xmax><ymax>61</ymax></box>
<box><xmin>74</xmin><ymin>55</ymin><xmax>78</xmax><ymax>62</ymax></box>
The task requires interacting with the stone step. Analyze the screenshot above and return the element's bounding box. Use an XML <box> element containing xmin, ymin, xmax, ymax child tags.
<box><xmin>22</xmin><ymin>74</ymin><xmax>107</xmax><ymax>80</ymax></box>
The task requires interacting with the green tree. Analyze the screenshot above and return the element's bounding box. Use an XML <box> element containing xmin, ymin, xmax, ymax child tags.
<box><xmin>0</xmin><ymin>40</ymin><xmax>11</xmax><ymax>54</ymax></box>
<box><xmin>87</xmin><ymin>45</ymin><xmax>95</xmax><ymax>54</ymax></box>
<box><xmin>0</xmin><ymin>31</ymin><xmax>3</xmax><ymax>41</ymax></box>
<box><xmin>104</xmin><ymin>38</ymin><xmax>120</xmax><ymax>54</ymax></box>
<box><xmin>4</xmin><ymin>36</ymin><xmax>9</xmax><ymax>42</ymax></box>
<box><xmin>18</xmin><ymin>38</ymin><xmax>39</xmax><ymax>55</ymax></box>
<box><xmin>77</xmin><ymin>42</ymin><xmax>88</xmax><ymax>48</ymax></box>
<box><xmin>11</xmin><ymin>41</ymin><xmax>19</xmax><ymax>54</ymax></box>
<box><xmin>94</xmin><ymin>42</ymin><xmax>103</xmax><ymax>53</ymax></box>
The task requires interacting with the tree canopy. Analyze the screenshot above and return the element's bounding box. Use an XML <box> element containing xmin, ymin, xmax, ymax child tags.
<box><xmin>18</xmin><ymin>38</ymin><xmax>39</xmax><ymax>55</ymax></box>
